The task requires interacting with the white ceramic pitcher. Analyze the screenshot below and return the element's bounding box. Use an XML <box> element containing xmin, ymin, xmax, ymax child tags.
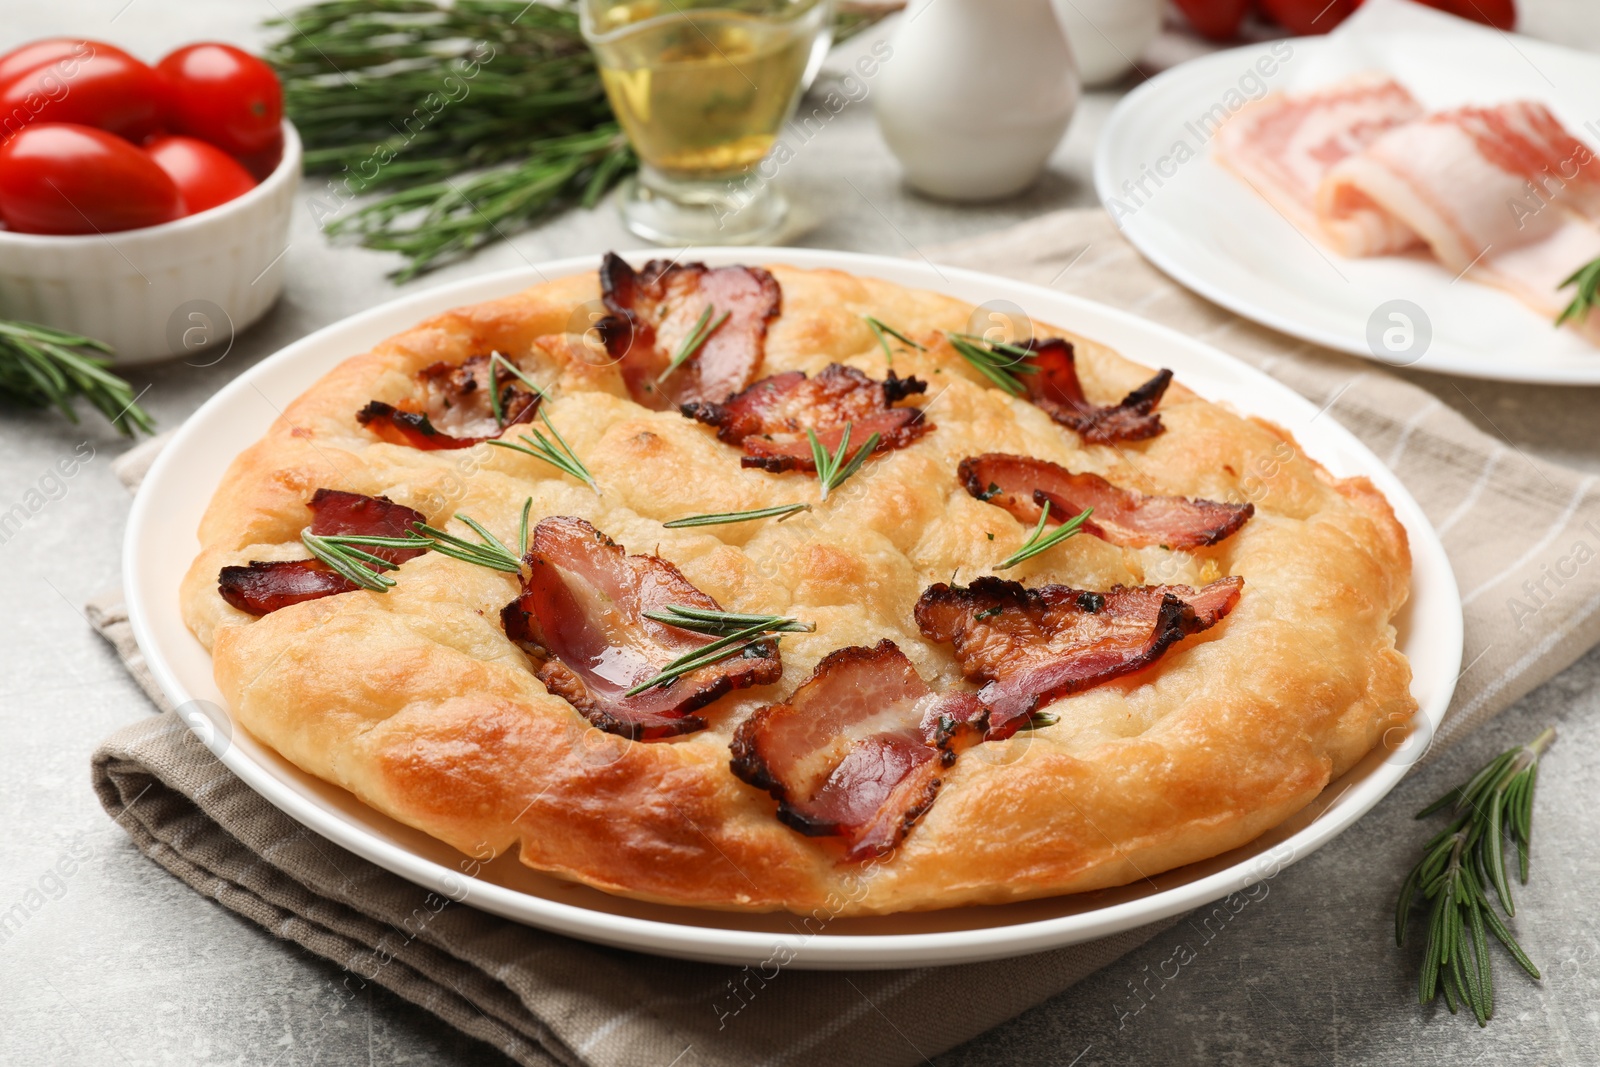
<box><xmin>873</xmin><ymin>0</ymin><xmax>1080</xmax><ymax>201</ymax></box>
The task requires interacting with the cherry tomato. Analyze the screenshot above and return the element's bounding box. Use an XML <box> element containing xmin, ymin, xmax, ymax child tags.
<box><xmin>156</xmin><ymin>43</ymin><xmax>282</xmax><ymax>157</ymax></box>
<box><xmin>1258</xmin><ymin>0</ymin><xmax>1358</xmax><ymax>34</ymax></box>
<box><xmin>1416</xmin><ymin>0</ymin><xmax>1516</xmax><ymax>30</ymax></box>
<box><xmin>1172</xmin><ymin>0</ymin><xmax>1251</xmax><ymax>41</ymax></box>
<box><xmin>144</xmin><ymin>134</ymin><xmax>256</xmax><ymax>214</ymax></box>
<box><xmin>0</xmin><ymin>46</ymin><xmax>163</xmax><ymax>140</ymax></box>
<box><xmin>0</xmin><ymin>123</ymin><xmax>182</xmax><ymax>234</ymax></box>
<box><xmin>234</xmin><ymin>126</ymin><xmax>285</xmax><ymax>182</ymax></box>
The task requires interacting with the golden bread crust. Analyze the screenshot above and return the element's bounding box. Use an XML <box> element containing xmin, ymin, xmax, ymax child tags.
<box><xmin>181</xmin><ymin>264</ymin><xmax>1414</xmax><ymax>914</ymax></box>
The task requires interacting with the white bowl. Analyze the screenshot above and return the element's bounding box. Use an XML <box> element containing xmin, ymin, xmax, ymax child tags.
<box><xmin>0</xmin><ymin>120</ymin><xmax>301</xmax><ymax>365</ymax></box>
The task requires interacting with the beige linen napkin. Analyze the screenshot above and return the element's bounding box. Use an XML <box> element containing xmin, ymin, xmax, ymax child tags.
<box><xmin>90</xmin><ymin>207</ymin><xmax>1600</xmax><ymax>1067</ymax></box>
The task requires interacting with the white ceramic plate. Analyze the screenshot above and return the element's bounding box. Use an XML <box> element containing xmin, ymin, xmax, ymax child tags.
<box><xmin>1094</xmin><ymin>30</ymin><xmax>1600</xmax><ymax>384</ymax></box>
<box><xmin>124</xmin><ymin>249</ymin><xmax>1462</xmax><ymax>969</ymax></box>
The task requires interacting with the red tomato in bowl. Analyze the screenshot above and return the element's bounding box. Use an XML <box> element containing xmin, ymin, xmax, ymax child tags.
<box><xmin>0</xmin><ymin>123</ymin><xmax>183</xmax><ymax>234</ymax></box>
<box><xmin>156</xmin><ymin>43</ymin><xmax>282</xmax><ymax>157</ymax></box>
<box><xmin>0</xmin><ymin>46</ymin><xmax>163</xmax><ymax>140</ymax></box>
<box><xmin>144</xmin><ymin>134</ymin><xmax>256</xmax><ymax>214</ymax></box>
<box><xmin>1258</xmin><ymin>0</ymin><xmax>1358</xmax><ymax>34</ymax></box>
<box><xmin>1417</xmin><ymin>0</ymin><xmax>1516</xmax><ymax>30</ymax></box>
<box><xmin>1172</xmin><ymin>0</ymin><xmax>1251</xmax><ymax>41</ymax></box>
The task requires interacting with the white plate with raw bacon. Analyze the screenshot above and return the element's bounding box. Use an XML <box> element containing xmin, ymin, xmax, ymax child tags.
<box><xmin>126</xmin><ymin>246</ymin><xmax>1460</xmax><ymax>967</ymax></box>
<box><xmin>1096</xmin><ymin>0</ymin><xmax>1600</xmax><ymax>384</ymax></box>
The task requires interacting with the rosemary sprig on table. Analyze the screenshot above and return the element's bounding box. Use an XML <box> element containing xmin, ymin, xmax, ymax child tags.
<box><xmin>1396</xmin><ymin>727</ymin><xmax>1555</xmax><ymax>1026</ymax></box>
<box><xmin>995</xmin><ymin>502</ymin><xmax>1093</xmax><ymax>570</ymax></box>
<box><xmin>663</xmin><ymin>503</ymin><xmax>812</xmax><ymax>528</ymax></box>
<box><xmin>946</xmin><ymin>332</ymin><xmax>1038</xmax><ymax>398</ymax></box>
<box><xmin>486</xmin><ymin>352</ymin><xmax>544</xmax><ymax>428</ymax></box>
<box><xmin>864</xmin><ymin>316</ymin><xmax>924</xmax><ymax>365</ymax></box>
<box><xmin>625</xmin><ymin>608</ymin><xmax>810</xmax><ymax>696</ymax></box>
<box><xmin>0</xmin><ymin>320</ymin><xmax>154</xmax><ymax>436</ymax></box>
<box><xmin>807</xmin><ymin>424</ymin><xmax>881</xmax><ymax>501</ymax></box>
<box><xmin>658</xmin><ymin>305</ymin><xmax>729</xmax><ymax>383</ymax></box>
<box><xmin>488</xmin><ymin>407</ymin><xmax>600</xmax><ymax>494</ymax></box>
<box><xmin>1555</xmin><ymin>256</ymin><xmax>1600</xmax><ymax>327</ymax></box>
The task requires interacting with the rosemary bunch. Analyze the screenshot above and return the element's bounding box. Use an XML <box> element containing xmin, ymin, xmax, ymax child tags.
<box><xmin>1395</xmin><ymin>727</ymin><xmax>1555</xmax><ymax>1025</ymax></box>
<box><xmin>0</xmin><ymin>320</ymin><xmax>153</xmax><ymax>436</ymax></box>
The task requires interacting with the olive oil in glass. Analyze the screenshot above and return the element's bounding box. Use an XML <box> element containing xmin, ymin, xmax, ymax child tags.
<box><xmin>582</xmin><ymin>0</ymin><xmax>831</xmax><ymax>243</ymax></box>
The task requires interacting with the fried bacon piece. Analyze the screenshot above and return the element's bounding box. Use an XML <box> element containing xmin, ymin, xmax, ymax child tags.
<box><xmin>915</xmin><ymin>575</ymin><xmax>1243</xmax><ymax>738</ymax></box>
<box><xmin>218</xmin><ymin>490</ymin><xmax>429</xmax><ymax>616</ymax></box>
<box><xmin>1021</xmin><ymin>338</ymin><xmax>1172</xmax><ymax>444</ymax></box>
<box><xmin>959</xmin><ymin>453</ymin><xmax>1253</xmax><ymax>549</ymax></box>
<box><xmin>357</xmin><ymin>353</ymin><xmax>541</xmax><ymax>450</ymax></box>
<box><xmin>501</xmin><ymin>515</ymin><xmax>782</xmax><ymax>739</ymax></box>
<box><xmin>597</xmin><ymin>252</ymin><xmax>781</xmax><ymax>410</ymax></box>
<box><xmin>730</xmin><ymin>640</ymin><xmax>986</xmax><ymax>860</ymax></box>
<box><xmin>682</xmin><ymin>363</ymin><xmax>931</xmax><ymax>473</ymax></box>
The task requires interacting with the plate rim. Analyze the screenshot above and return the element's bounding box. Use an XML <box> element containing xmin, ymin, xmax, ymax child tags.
<box><xmin>124</xmin><ymin>247</ymin><xmax>1463</xmax><ymax>968</ymax></box>
<box><xmin>1093</xmin><ymin>36</ymin><xmax>1600</xmax><ymax>387</ymax></box>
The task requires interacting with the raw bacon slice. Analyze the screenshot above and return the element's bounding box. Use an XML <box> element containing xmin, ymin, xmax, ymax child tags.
<box><xmin>598</xmin><ymin>252</ymin><xmax>781</xmax><ymax>410</ymax></box>
<box><xmin>501</xmin><ymin>516</ymin><xmax>782</xmax><ymax>739</ymax></box>
<box><xmin>218</xmin><ymin>490</ymin><xmax>429</xmax><ymax>616</ymax></box>
<box><xmin>682</xmin><ymin>364</ymin><xmax>931</xmax><ymax>472</ymax></box>
<box><xmin>915</xmin><ymin>575</ymin><xmax>1243</xmax><ymax>738</ymax></box>
<box><xmin>1318</xmin><ymin>101</ymin><xmax>1600</xmax><ymax>336</ymax></box>
<box><xmin>1020</xmin><ymin>338</ymin><xmax>1171</xmax><ymax>444</ymax></box>
<box><xmin>357</xmin><ymin>353</ymin><xmax>541</xmax><ymax>450</ymax></box>
<box><xmin>1215</xmin><ymin>75</ymin><xmax>1424</xmax><ymax>256</ymax></box>
<box><xmin>959</xmin><ymin>453</ymin><xmax>1253</xmax><ymax>548</ymax></box>
<box><xmin>729</xmin><ymin>640</ymin><xmax>986</xmax><ymax>860</ymax></box>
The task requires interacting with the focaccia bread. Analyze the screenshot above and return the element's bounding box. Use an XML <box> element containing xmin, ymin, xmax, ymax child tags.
<box><xmin>180</xmin><ymin>258</ymin><xmax>1413</xmax><ymax>915</ymax></box>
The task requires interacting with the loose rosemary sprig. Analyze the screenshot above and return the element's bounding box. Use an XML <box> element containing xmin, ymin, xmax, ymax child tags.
<box><xmin>623</xmin><ymin>610</ymin><xmax>807</xmax><ymax>696</ymax></box>
<box><xmin>1396</xmin><ymin>727</ymin><xmax>1555</xmax><ymax>1026</ymax></box>
<box><xmin>864</xmin><ymin>316</ymin><xmax>924</xmax><ymax>365</ymax></box>
<box><xmin>488</xmin><ymin>407</ymin><xmax>600</xmax><ymax>494</ymax></box>
<box><xmin>663</xmin><ymin>503</ymin><xmax>812</xmax><ymax>528</ymax></box>
<box><xmin>1555</xmin><ymin>255</ymin><xmax>1600</xmax><ymax>327</ymax></box>
<box><xmin>658</xmin><ymin>305</ymin><xmax>729</xmax><ymax>383</ymax></box>
<box><xmin>807</xmin><ymin>424</ymin><xmax>881</xmax><ymax>501</ymax></box>
<box><xmin>946</xmin><ymin>332</ymin><xmax>1038</xmax><ymax>398</ymax></box>
<box><xmin>0</xmin><ymin>319</ymin><xmax>154</xmax><ymax>436</ymax></box>
<box><xmin>994</xmin><ymin>502</ymin><xmax>1094</xmax><ymax>570</ymax></box>
<box><xmin>486</xmin><ymin>351</ymin><xmax>544</xmax><ymax>428</ymax></box>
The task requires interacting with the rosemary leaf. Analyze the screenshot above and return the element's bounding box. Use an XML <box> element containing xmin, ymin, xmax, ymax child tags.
<box><xmin>657</xmin><ymin>305</ymin><xmax>728</xmax><ymax>383</ymax></box>
<box><xmin>487</xmin><ymin>351</ymin><xmax>544</xmax><ymax>428</ymax></box>
<box><xmin>1556</xmin><ymin>255</ymin><xmax>1600</xmax><ymax>327</ymax></box>
<box><xmin>487</xmin><ymin>407</ymin><xmax>599</xmax><ymax>494</ymax></box>
<box><xmin>864</xmin><ymin>315</ymin><xmax>924</xmax><ymax>365</ymax></box>
<box><xmin>995</xmin><ymin>503</ymin><xmax>1094</xmax><ymax>570</ymax></box>
<box><xmin>806</xmin><ymin>423</ymin><xmax>881</xmax><ymax>502</ymax></box>
<box><xmin>301</xmin><ymin>530</ymin><xmax>399</xmax><ymax>591</ymax></box>
<box><xmin>663</xmin><ymin>502</ymin><xmax>812</xmax><ymax>528</ymax></box>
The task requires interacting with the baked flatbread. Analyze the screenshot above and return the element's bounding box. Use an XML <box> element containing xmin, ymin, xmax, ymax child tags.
<box><xmin>181</xmin><ymin>259</ymin><xmax>1412</xmax><ymax>915</ymax></box>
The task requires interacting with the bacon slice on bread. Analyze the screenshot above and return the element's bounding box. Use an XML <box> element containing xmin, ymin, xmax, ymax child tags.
<box><xmin>501</xmin><ymin>515</ymin><xmax>782</xmax><ymax>739</ymax></box>
<box><xmin>959</xmin><ymin>453</ymin><xmax>1253</xmax><ymax>548</ymax></box>
<box><xmin>218</xmin><ymin>490</ymin><xmax>429</xmax><ymax>616</ymax></box>
<box><xmin>1020</xmin><ymin>338</ymin><xmax>1172</xmax><ymax>444</ymax></box>
<box><xmin>682</xmin><ymin>363</ymin><xmax>930</xmax><ymax>472</ymax></box>
<box><xmin>598</xmin><ymin>252</ymin><xmax>781</xmax><ymax>410</ymax></box>
<box><xmin>357</xmin><ymin>353</ymin><xmax>541</xmax><ymax>450</ymax></box>
<box><xmin>730</xmin><ymin>640</ymin><xmax>986</xmax><ymax>860</ymax></box>
<box><xmin>915</xmin><ymin>575</ymin><xmax>1243</xmax><ymax>738</ymax></box>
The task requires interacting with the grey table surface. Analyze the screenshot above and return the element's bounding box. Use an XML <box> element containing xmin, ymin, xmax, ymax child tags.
<box><xmin>4</xmin><ymin>2</ymin><xmax>1599</xmax><ymax>1065</ymax></box>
